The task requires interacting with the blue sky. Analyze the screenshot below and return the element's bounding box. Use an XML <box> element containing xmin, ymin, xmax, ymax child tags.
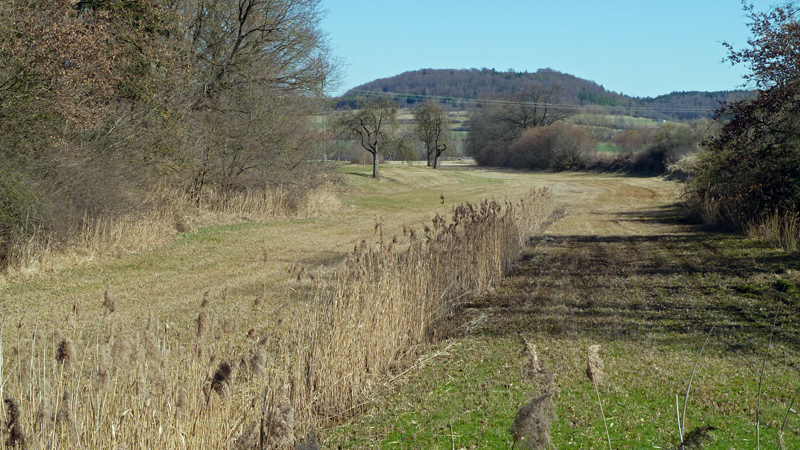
<box><xmin>320</xmin><ymin>0</ymin><xmax>778</xmax><ymax>98</ymax></box>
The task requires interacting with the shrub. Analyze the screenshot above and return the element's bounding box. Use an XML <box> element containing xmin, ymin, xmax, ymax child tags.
<box><xmin>611</xmin><ymin>128</ymin><xmax>655</xmax><ymax>159</ymax></box>
<box><xmin>509</xmin><ymin>122</ymin><xmax>594</xmax><ymax>171</ymax></box>
<box><xmin>630</xmin><ymin>123</ymin><xmax>706</xmax><ymax>173</ymax></box>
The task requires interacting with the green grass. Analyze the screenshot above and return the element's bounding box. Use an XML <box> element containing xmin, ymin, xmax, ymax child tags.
<box><xmin>327</xmin><ymin>337</ymin><xmax>529</xmax><ymax>449</ymax></box>
<box><xmin>327</xmin><ymin>326</ymin><xmax>800</xmax><ymax>449</ymax></box>
<box><xmin>323</xmin><ymin>177</ymin><xmax>800</xmax><ymax>449</ymax></box>
<box><xmin>596</xmin><ymin>143</ymin><xmax>618</xmax><ymax>153</ymax></box>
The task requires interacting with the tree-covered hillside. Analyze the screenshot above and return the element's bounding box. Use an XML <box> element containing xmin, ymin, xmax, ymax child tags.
<box><xmin>341</xmin><ymin>68</ymin><xmax>750</xmax><ymax>121</ymax></box>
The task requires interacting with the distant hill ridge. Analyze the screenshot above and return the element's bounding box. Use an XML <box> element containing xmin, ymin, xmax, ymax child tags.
<box><xmin>341</xmin><ymin>68</ymin><xmax>750</xmax><ymax>121</ymax></box>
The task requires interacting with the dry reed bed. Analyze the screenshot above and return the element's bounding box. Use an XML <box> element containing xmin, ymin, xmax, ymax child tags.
<box><xmin>0</xmin><ymin>188</ymin><xmax>554</xmax><ymax>449</ymax></box>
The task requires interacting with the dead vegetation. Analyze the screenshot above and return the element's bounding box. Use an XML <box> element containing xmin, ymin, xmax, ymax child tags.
<box><xmin>0</xmin><ymin>184</ymin><xmax>555</xmax><ymax>448</ymax></box>
<box><xmin>2</xmin><ymin>182</ymin><xmax>342</xmax><ymax>281</ymax></box>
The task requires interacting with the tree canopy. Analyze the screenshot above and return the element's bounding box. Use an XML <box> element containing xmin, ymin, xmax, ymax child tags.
<box><xmin>412</xmin><ymin>101</ymin><xmax>450</xmax><ymax>169</ymax></box>
<box><xmin>0</xmin><ymin>0</ymin><xmax>336</xmax><ymax>262</ymax></box>
<box><xmin>688</xmin><ymin>2</ymin><xmax>800</xmax><ymax>228</ymax></box>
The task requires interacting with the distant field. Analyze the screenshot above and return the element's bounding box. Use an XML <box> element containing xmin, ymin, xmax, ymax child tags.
<box><xmin>400</xmin><ymin>107</ymin><xmax>662</xmax><ymax>130</ymax></box>
<box><xmin>596</xmin><ymin>143</ymin><xmax>619</xmax><ymax>153</ymax></box>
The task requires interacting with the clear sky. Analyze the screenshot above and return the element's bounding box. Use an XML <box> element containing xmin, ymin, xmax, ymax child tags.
<box><xmin>320</xmin><ymin>0</ymin><xmax>778</xmax><ymax>98</ymax></box>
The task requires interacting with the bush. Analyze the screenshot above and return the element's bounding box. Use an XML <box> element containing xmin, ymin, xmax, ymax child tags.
<box><xmin>611</xmin><ymin>129</ymin><xmax>655</xmax><ymax>159</ymax></box>
<box><xmin>685</xmin><ymin>83</ymin><xmax>800</xmax><ymax>229</ymax></box>
<box><xmin>683</xmin><ymin>4</ymin><xmax>800</xmax><ymax>242</ymax></box>
<box><xmin>509</xmin><ymin>122</ymin><xmax>594</xmax><ymax>171</ymax></box>
<box><xmin>464</xmin><ymin>104</ymin><xmax>520</xmax><ymax>167</ymax></box>
<box><xmin>588</xmin><ymin>121</ymin><xmax>713</xmax><ymax>175</ymax></box>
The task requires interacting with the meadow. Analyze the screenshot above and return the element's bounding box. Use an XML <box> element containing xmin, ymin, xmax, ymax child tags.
<box><xmin>0</xmin><ymin>163</ymin><xmax>553</xmax><ymax>448</ymax></box>
<box><xmin>1</xmin><ymin>163</ymin><xmax>798</xmax><ymax>449</ymax></box>
<box><xmin>328</xmin><ymin>168</ymin><xmax>800</xmax><ymax>449</ymax></box>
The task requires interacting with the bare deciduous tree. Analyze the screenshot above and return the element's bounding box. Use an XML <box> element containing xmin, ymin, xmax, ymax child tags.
<box><xmin>334</xmin><ymin>96</ymin><xmax>397</xmax><ymax>178</ymax></box>
<box><xmin>179</xmin><ymin>0</ymin><xmax>335</xmax><ymax>198</ymax></box>
<box><xmin>496</xmin><ymin>83</ymin><xmax>575</xmax><ymax>130</ymax></box>
<box><xmin>412</xmin><ymin>101</ymin><xmax>451</xmax><ymax>169</ymax></box>
<box><xmin>186</xmin><ymin>0</ymin><xmax>331</xmax><ymax>109</ymax></box>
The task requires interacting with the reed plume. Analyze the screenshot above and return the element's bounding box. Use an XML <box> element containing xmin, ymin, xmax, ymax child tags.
<box><xmin>208</xmin><ymin>360</ymin><xmax>236</xmax><ymax>402</ymax></box>
<box><xmin>681</xmin><ymin>425</ymin><xmax>717</xmax><ymax>449</ymax></box>
<box><xmin>102</xmin><ymin>289</ymin><xmax>116</xmax><ymax>315</ymax></box>
<box><xmin>296</xmin><ymin>426</ymin><xmax>319</xmax><ymax>450</ymax></box>
<box><xmin>4</xmin><ymin>398</ymin><xmax>27</xmax><ymax>450</ymax></box>
<box><xmin>196</xmin><ymin>311</ymin><xmax>208</xmax><ymax>338</ymax></box>
<box><xmin>510</xmin><ymin>393</ymin><xmax>554</xmax><ymax>450</ymax></box>
<box><xmin>55</xmin><ymin>338</ymin><xmax>75</xmax><ymax>367</ymax></box>
<box><xmin>520</xmin><ymin>335</ymin><xmax>554</xmax><ymax>394</ymax></box>
<box><xmin>96</xmin><ymin>343</ymin><xmax>111</xmax><ymax>385</ymax></box>
<box><xmin>585</xmin><ymin>344</ymin><xmax>611</xmax><ymax>450</ymax></box>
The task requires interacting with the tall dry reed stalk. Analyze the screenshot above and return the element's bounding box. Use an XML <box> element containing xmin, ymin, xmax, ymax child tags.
<box><xmin>0</xmin><ymin>188</ymin><xmax>555</xmax><ymax>448</ymax></box>
<box><xmin>586</xmin><ymin>344</ymin><xmax>611</xmax><ymax>450</ymax></box>
<box><xmin>291</xmin><ymin>189</ymin><xmax>555</xmax><ymax>425</ymax></box>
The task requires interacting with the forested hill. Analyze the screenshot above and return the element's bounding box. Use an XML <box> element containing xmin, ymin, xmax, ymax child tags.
<box><xmin>341</xmin><ymin>68</ymin><xmax>750</xmax><ymax>121</ymax></box>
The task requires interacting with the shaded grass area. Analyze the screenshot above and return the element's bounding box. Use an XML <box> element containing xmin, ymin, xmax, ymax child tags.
<box><xmin>326</xmin><ymin>203</ymin><xmax>800</xmax><ymax>449</ymax></box>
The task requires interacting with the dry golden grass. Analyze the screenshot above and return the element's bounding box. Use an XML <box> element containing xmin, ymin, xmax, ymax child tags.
<box><xmin>0</xmin><ymin>164</ymin><xmax>558</xmax><ymax>449</ymax></box>
<box><xmin>747</xmin><ymin>211</ymin><xmax>800</xmax><ymax>251</ymax></box>
<box><xmin>2</xmin><ymin>182</ymin><xmax>341</xmax><ymax>282</ymax></box>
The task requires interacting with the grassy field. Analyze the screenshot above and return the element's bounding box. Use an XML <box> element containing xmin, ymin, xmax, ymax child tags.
<box><xmin>0</xmin><ymin>162</ymin><xmax>554</xmax><ymax>448</ymax></box>
<box><xmin>324</xmin><ymin>168</ymin><xmax>800</xmax><ymax>449</ymax></box>
<box><xmin>2</xmin><ymin>163</ymin><xmax>798</xmax><ymax>449</ymax></box>
<box><xmin>396</xmin><ymin>108</ymin><xmax>659</xmax><ymax>134</ymax></box>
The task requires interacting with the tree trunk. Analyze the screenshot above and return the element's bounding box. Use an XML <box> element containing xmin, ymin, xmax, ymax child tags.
<box><xmin>433</xmin><ymin>144</ymin><xmax>445</xmax><ymax>169</ymax></box>
<box><xmin>372</xmin><ymin>150</ymin><xmax>379</xmax><ymax>178</ymax></box>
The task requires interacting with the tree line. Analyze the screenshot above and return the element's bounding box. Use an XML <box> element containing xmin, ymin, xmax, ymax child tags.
<box><xmin>0</xmin><ymin>0</ymin><xmax>335</xmax><ymax>264</ymax></box>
